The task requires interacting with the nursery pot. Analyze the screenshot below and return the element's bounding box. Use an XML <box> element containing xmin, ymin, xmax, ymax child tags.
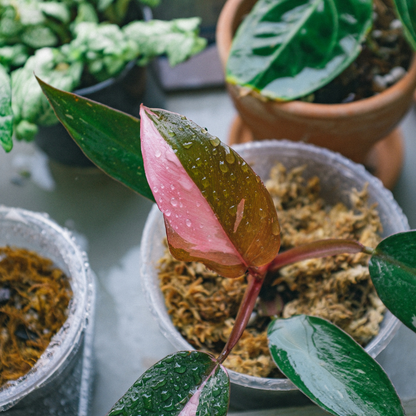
<box><xmin>140</xmin><ymin>140</ymin><xmax>410</xmax><ymax>410</ymax></box>
<box><xmin>216</xmin><ymin>0</ymin><xmax>416</xmax><ymax>189</ymax></box>
<box><xmin>0</xmin><ymin>207</ymin><xmax>95</xmax><ymax>415</ymax></box>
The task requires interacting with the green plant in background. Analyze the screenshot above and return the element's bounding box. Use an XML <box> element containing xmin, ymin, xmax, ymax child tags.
<box><xmin>226</xmin><ymin>0</ymin><xmax>416</xmax><ymax>101</ymax></box>
<box><xmin>37</xmin><ymin>77</ymin><xmax>416</xmax><ymax>416</ymax></box>
<box><xmin>0</xmin><ymin>0</ymin><xmax>207</xmax><ymax>152</ymax></box>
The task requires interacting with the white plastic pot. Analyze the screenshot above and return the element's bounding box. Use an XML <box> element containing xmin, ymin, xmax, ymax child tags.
<box><xmin>140</xmin><ymin>140</ymin><xmax>409</xmax><ymax>410</ymax></box>
<box><xmin>0</xmin><ymin>207</ymin><xmax>95</xmax><ymax>415</ymax></box>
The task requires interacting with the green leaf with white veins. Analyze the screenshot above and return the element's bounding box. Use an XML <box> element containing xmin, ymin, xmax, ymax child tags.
<box><xmin>123</xmin><ymin>18</ymin><xmax>207</xmax><ymax>66</ymax></box>
<box><xmin>12</xmin><ymin>48</ymin><xmax>83</xmax><ymax>141</ymax></box>
<box><xmin>0</xmin><ymin>65</ymin><xmax>13</xmax><ymax>152</ymax></box>
<box><xmin>226</xmin><ymin>0</ymin><xmax>373</xmax><ymax>101</ymax></box>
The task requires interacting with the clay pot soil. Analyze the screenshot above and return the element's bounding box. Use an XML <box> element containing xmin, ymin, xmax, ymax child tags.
<box><xmin>216</xmin><ymin>0</ymin><xmax>416</xmax><ymax>189</ymax></box>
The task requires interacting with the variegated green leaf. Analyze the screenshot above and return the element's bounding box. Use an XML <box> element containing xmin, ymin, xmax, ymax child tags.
<box><xmin>226</xmin><ymin>0</ymin><xmax>373</xmax><ymax>101</ymax></box>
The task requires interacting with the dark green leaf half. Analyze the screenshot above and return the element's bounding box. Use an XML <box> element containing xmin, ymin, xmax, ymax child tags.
<box><xmin>36</xmin><ymin>77</ymin><xmax>154</xmax><ymax>201</ymax></box>
<box><xmin>108</xmin><ymin>351</ymin><xmax>229</xmax><ymax>416</ymax></box>
<box><xmin>226</xmin><ymin>0</ymin><xmax>373</xmax><ymax>101</ymax></box>
<box><xmin>392</xmin><ymin>0</ymin><xmax>416</xmax><ymax>49</ymax></box>
<box><xmin>268</xmin><ymin>315</ymin><xmax>404</xmax><ymax>416</ymax></box>
<box><xmin>0</xmin><ymin>66</ymin><xmax>14</xmax><ymax>152</ymax></box>
<box><xmin>369</xmin><ymin>230</ymin><xmax>416</xmax><ymax>333</ymax></box>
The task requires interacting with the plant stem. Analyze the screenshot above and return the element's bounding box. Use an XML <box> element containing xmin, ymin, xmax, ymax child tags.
<box><xmin>216</xmin><ymin>267</ymin><xmax>266</xmax><ymax>365</ymax></box>
<box><xmin>268</xmin><ymin>239</ymin><xmax>372</xmax><ymax>272</ymax></box>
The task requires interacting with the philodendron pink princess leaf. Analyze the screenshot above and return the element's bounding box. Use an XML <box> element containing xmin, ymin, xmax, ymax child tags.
<box><xmin>140</xmin><ymin>105</ymin><xmax>280</xmax><ymax>278</ymax></box>
<box><xmin>107</xmin><ymin>351</ymin><xmax>229</xmax><ymax>416</ymax></box>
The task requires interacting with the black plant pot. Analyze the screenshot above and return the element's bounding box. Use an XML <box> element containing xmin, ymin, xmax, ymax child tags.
<box><xmin>35</xmin><ymin>61</ymin><xmax>165</xmax><ymax>167</ymax></box>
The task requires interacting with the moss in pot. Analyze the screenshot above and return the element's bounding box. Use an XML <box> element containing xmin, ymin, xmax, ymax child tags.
<box><xmin>155</xmin><ymin>161</ymin><xmax>386</xmax><ymax>380</ymax></box>
<box><xmin>37</xmin><ymin>79</ymin><xmax>416</xmax><ymax>415</ymax></box>
<box><xmin>216</xmin><ymin>0</ymin><xmax>416</xmax><ymax>189</ymax></box>
<box><xmin>0</xmin><ymin>207</ymin><xmax>95</xmax><ymax>415</ymax></box>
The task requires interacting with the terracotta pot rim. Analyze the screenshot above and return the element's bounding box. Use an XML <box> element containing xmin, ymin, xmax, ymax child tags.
<box><xmin>216</xmin><ymin>0</ymin><xmax>416</xmax><ymax>117</ymax></box>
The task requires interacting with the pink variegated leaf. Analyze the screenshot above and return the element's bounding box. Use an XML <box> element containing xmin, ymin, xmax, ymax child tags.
<box><xmin>140</xmin><ymin>105</ymin><xmax>280</xmax><ymax>278</ymax></box>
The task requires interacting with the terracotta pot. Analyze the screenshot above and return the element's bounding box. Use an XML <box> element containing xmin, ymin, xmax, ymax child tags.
<box><xmin>216</xmin><ymin>0</ymin><xmax>416</xmax><ymax>188</ymax></box>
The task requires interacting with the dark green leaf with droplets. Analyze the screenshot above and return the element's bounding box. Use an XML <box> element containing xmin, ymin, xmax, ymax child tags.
<box><xmin>36</xmin><ymin>77</ymin><xmax>154</xmax><ymax>201</ymax></box>
<box><xmin>369</xmin><ymin>230</ymin><xmax>416</xmax><ymax>333</ymax></box>
<box><xmin>268</xmin><ymin>315</ymin><xmax>404</xmax><ymax>416</ymax></box>
<box><xmin>107</xmin><ymin>351</ymin><xmax>229</xmax><ymax>416</ymax></box>
<box><xmin>144</xmin><ymin>108</ymin><xmax>280</xmax><ymax>278</ymax></box>
<box><xmin>392</xmin><ymin>0</ymin><xmax>416</xmax><ymax>50</ymax></box>
<box><xmin>226</xmin><ymin>0</ymin><xmax>373</xmax><ymax>101</ymax></box>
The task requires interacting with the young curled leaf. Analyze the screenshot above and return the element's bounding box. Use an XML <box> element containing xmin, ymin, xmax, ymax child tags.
<box><xmin>107</xmin><ymin>351</ymin><xmax>229</xmax><ymax>416</ymax></box>
<box><xmin>140</xmin><ymin>105</ymin><xmax>280</xmax><ymax>278</ymax></box>
<box><xmin>369</xmin><ymin>230</ymin><xmax>416</xmax><ymax>333</ymax></box>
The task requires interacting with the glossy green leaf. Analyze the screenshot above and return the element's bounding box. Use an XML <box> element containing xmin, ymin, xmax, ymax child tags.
<box><xmin>268</xmin><ymin>315</ymin><xmax>404</xmax><ymax>416</ymax></box>
<box><xmin>108</xmin><ymin>351</ymin><xmax>229</xmax><ymax>416</ymax></box>
<box><xmin>226</xmin><ymin>0</ymin><xmax>373</xmax><ymax>101</ymax></box>
<box><xmin>392</xmin><ymin>0</ymin><xmax>416</xmax><ymax>49</ymax></box>
<box><xmin>369</xmin><ymin>231</ymin><xmax>416</xmax><ymax>333</ymax></box>
<box><xmin>37</xmin><ymin>77</ymin><xmax>154</xmax><ymax>201</ymax></box>
<box><xmin>0</xmin><ymin>65</ymin><xmax>13</xmax><ymax>152</ymax></box>
<box><xmin>140</xmin><ymin>106</ymin><xmax>280</xmax><ymax>278</ymax></box>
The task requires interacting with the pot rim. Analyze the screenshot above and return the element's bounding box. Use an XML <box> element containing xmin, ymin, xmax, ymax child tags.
<box><xmin>216</xmin><ymin>0</ymin><xmax>416</xmax><ymax>117</ymax></box>
<box><xmin>140</xmin><ymin>139</ymin><xmax>409</xmax><ymax>392</ymax></box>
<box><xmin>0</xmin><ymin>207</ymin><xmax>94</xmax><ymax>410</ymax></box>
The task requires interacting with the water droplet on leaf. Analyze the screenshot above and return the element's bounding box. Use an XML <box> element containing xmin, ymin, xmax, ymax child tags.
<box><xmin>210</xmin><ymin>137</ymin><xmax>220</xmax><ymax>147</ymax></box>
<box><xmin>219</xmin><ymin>161</ymin><xmax>229</xmax><ymax>173</ymax></box>
<box><xmin>225</xmin><ymin>151</ymin><xmax>235</xmax><ymax>164</ymax></box>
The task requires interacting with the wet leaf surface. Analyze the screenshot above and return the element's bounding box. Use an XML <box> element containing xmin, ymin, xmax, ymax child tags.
<box><xmin>140</xmin><ymin>106</ymin><xmax>280</xmax><ymax>278</ymax></box>
<box><xmin>107</xmin><ymin>351</ymin><xmax>229</xmax><ymax>416</ymax></box>
<box><xmin>268</xmin><ymin>315</ymin><xmax>404</xmax><ymax>416</ymax></box>
<box><xmin>369</xmin><ymin>230</ymin><xmax>416</xmax><ymax>333</ymax></box>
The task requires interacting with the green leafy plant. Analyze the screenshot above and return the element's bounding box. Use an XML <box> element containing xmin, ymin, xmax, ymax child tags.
<box><xmin>37</xmin><ymin>78</ymin><xmax>416</xmax><ymax>416</ymax></box>
<box><xmin>225</xmin><ymin>0</ymin><xmax>416</xmax><ymax>101</ymax></box>
<box><xmin>0</xmin><ymin>0</ymin><xmax>207</xmax><ymax>152</ymax></box>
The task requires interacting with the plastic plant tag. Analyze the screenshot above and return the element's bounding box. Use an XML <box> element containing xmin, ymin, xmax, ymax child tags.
<box><xmin>36</xmin><ymin>77</ymin><xmax>154</xmax><ymax>201</ymax></box>
<box><xmin>268</xmin><ymin>315</ymin><xmax>405</xmax><ymax>416</ymax></box>
<box><xmin>140</xmin><ymin>105</ymin><xmax>280</xmax><ymax>278</ymax></box>
<box><xmin>107</xmin><ymin>351</ymin><xmax>229</xmax><ymax>416</ymax></box>
<box><xmin>369</xmin><ymin>230</ymin><xmax>416</xmax><ymax>333</ymax></box>
<box><xmin>226</xmin><ymin>0</ymin><xmax>373</xmax><ymax>101</ymax></box>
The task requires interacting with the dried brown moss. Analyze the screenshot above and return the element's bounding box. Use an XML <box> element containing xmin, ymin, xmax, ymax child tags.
<box><xmin>0</xmin><ymin>247</ymin><xmax>72</xmax><ymax>387</ymax></box>
<box><xmin>158</xmin><ymin>164</ymin><xmax>384</xmax><ymax>378</ymax></box>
